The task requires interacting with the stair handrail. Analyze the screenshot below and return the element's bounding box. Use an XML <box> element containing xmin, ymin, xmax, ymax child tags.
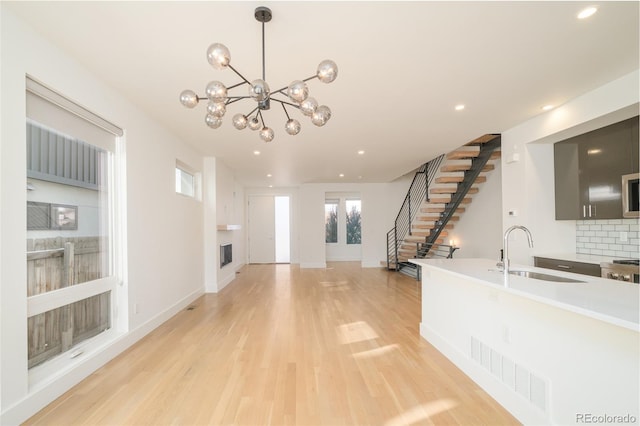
<box><xmin>386</xmin><ymin>154</ymin><xmax>445</xmax><ymax>270</ymax></box>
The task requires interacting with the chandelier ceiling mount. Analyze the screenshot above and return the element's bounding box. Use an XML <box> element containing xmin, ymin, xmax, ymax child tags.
<box><xmin>179</xmin><ymin>6</ymin><xmax>338</xmax><ymax>143</ymax></box>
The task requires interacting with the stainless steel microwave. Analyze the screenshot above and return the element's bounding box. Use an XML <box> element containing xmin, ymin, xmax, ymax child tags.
<box><xmin>622</xmin><ymin>173</ymin><xmax>639</xmax><ymax>218</ymax></box>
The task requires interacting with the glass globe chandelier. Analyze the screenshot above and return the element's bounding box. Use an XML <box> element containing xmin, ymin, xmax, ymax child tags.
<box><xmin>179</xmin><ymin>6</ymin><xmax>338</xmax><ymax>143</ymax></box>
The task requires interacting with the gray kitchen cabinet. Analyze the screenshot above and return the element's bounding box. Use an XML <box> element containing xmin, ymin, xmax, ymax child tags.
<box><xmin>554</xmin><ymin>116</ymin><xmax>639</xmax><ymax>220</ymax></box>
<box><xmin>534</xmin><ymin>256</ymin><xmax>601</xmax><ymax>277</ymax></box>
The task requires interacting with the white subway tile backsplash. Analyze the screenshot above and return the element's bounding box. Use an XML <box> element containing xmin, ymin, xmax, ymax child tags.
<box><xmin>576</xmin><ymin>219</ymin><xmax>639</xmax><ymax>257</ymax></box>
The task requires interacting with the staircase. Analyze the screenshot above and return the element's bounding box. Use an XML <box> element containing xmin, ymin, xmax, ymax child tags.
<box><xmin>386</xmin><ymin>134</ymin><xmax>501</xmax><ymax>277</ymax></box>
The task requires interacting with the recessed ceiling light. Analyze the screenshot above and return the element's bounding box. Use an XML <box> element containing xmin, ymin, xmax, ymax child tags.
<box><xmin>357</xmin><ymin>150</ymin><xmax>365</xmax><ymax>155</ymax></box>
<box><xmin>455</xmin><ymin>104</ymin><xmax>465</xmax><ymax>111</ymax></box>
<box><xmin>577</xmin><ymin>6</ymin><xmax>598</xmax><ymax>19</ymax></box>
<box><xmin>542</xmin><ymin>105</ymin><xmax>554</xmax><ymax>111</ymax></box>
<box><xmin>268</xmin><ymin>184</ymin><xmax>273</xmax><ymax>188</ymax></box>
<box><xmin>266</xmin><ymin>173</ymin><xmax>272</xmax><ymax>177</ymax></box>
<box><xmin>339</xmin><ymin>173</ymin><xmax>345</xmax><ymax>178</ymax></box>
<box><xmin>253</xmin><ymin>150</ymin><xmax>260</xmax><ymax>155</ymax></box>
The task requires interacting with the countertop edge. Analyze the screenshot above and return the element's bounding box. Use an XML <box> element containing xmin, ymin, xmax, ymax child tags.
<box><xmin>410</xmin><ymin>258</ymin><xmax>640</xmax><ymax>333</ymax></box>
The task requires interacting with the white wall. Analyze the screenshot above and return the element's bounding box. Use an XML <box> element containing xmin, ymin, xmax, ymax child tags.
<box><xmin>297</xmin><ymin>181</ymin><xmax>411</xmax><ymax>268</ymax></box>
<box><xmin>1</xmin><ymin>8</ymin><xmax>204</xmax><ymax>424</ymax></box>
<box><xmin>215</xmin><ymin>160</ymin><xmax>245</xmax><ymax>291</ymax></box>
<box><xmin>501</xmin><ymin>70</ymin><xmax>640</xmax><ymax>266</ymax></box>
<box><xmin>448</xmin><ymin>159</ymin><xmax>503</xmax><ymax>260</ymax></box>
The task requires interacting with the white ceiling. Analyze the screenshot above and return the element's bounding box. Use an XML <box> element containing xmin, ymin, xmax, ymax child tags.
<box><xmin>6</xmin><ymin>1</ymin><xmax>639</xmax><ymax>187</ymax></box>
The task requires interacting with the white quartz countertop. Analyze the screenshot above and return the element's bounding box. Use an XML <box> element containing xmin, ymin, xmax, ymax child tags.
<box><xmin>533</xmin><ymin>253</ymin><xmax>637</xmax><ymax>265</ymax></box>
<box><xmin>410</xmin><ymin>258</ymin><xmax>639</xmax><ymax>332</ymax></box>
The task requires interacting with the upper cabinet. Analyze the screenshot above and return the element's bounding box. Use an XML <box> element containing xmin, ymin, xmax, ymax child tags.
<box><xmin>554</xmin><ymin>116</ymin><xmax>639</xmax><ymax>220</ymax></box>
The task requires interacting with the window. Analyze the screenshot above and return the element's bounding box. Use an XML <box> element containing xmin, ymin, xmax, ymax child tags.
<box><xmin>175</xmin><ymin>163</ymin><xmax>195</xmax><ymax>197</ymax></box>
<box><xmin>346</xmin><ymin>199</ymin><xmax>362</xmax><ymax>245</ymax></box>
<box><xmin>26</xmin><ymin>77</ymin><xmax>123</xmax><ymax>373</ymax></box>
<box><xmin>325</xmin><ymin>200</ymin><xmax>338</xmax><ymax>243</ymax></box>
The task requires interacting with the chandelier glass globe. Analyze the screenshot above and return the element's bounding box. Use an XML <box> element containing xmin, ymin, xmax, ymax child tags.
<box><xmin>207</xmin><ymin>101</ymin><xmax>226</xmax><ymax>118</ymax></box>
<box><xmin>205</xmin><ymin>81</ymin><xmax>227</xmax><ymax>102</ymax></box>
<box><xmin>232</xmin><ymin>114</ymin><xmax>248</xmax><ymax>130</ymax></box>
<box><xmin>287</xmin><ymin>80</ymin><xmax>309</xmax><ymax>103</ymax></box>
<box><xmin>249</xmin><ymin>79</ymin><xmax>270</xmax><ymax>102</ymax></box>
<box><xmin>285</xmin><ymin>119</ymin><xmax>301</xmax><ymax>135</ymax></box>
<box><xmin>205</xmin><ymin>114</ymin><xmax>222</xmax><ymax>129</ymax></box>
<box><xmin>248</xmin><ymin>116</ymin><xmax>261</xmax><ymax>131</ymax></box>
<box><xmin>311</xmin><ymin>105</ymin><xmax>331</xmax><ymax>126</ymax></box>
<box><xmin>179</xmin><ymin>90</ymin><xmax>199</xmax><ymax>108</ymax></box>
<box><xmin>260</xmin><ymin>127</ymin><xmax>275</xmax><ymax>142</ymax></box>
<box><xmin>316</xmin><ymin>60</ymin><xmax>338</xmax><ymax>84</ymax></box>
<box><xmin>299</xmin><ymin>97</ymin><xmax>318</xmax><ymax>117</ymax></box>
<box><xmin>206</xmin><ymin>43</ymin><xmax>231</xmax><ymax>70</ymax></box>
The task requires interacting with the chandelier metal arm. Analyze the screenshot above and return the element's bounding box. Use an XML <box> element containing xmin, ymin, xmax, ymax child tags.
<box><xmin>261</xmin><ymin>21</ymin><xmax>266</xmax><ymax>81</ymax></box>
<box><xmin>272</xmin><ymin>75</ymin><xmax>318</xmax><ymax>97</ymax></box>
<box><xmin>281</xmin><ymin>102</ymin><xmax>291</xmax><ymax>120</ymax></box>
<box><xmin>258</xmin><ymin>110</ymin><xmax>266</xmax><ymax>127</ymax></box>
<box><xmin>227</xmin><ymin>64</ymin><xmax>251</xmax><ymax>86</ymax></box>
<box><xmin>226</xmin><ymin>96</ymin><xmax>252</xmax><ymax>105</ymax></box>
<box><xmin>270</xmin><ymin>97</ymin><xmax>301</xmax><ymax>109</ymax></box>
<box><xmin>228</xmin><ymin>81</ymin><xmax>249</xmax><ymax>90</ymax></box>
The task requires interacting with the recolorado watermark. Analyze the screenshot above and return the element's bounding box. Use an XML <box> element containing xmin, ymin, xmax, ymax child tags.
<box><xmin>576</xmin><ymin>413</ymin><xmax>637</xmax><ymax>424</ymax></box>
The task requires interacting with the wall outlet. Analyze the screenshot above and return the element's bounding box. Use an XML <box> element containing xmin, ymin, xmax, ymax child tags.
<box><xmin>134</xmin><ymin>303</ymin><xmax>139</xmax><ymax>314</ymax></box>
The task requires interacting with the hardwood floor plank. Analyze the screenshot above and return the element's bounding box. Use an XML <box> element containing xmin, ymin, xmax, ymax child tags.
<box><xmin>25</xmin><ymin>262</ymin><xmax>519</xmax><ymax>425</ymax></box>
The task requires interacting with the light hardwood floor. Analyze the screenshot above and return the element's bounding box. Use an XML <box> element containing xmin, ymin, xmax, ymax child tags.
<box><xmin>25</xmin><ymin>262</ymin><xmax>520</xmax><ymax>425</ymax></box>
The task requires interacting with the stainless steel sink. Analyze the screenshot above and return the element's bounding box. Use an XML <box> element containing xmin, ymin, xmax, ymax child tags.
<box><xmin>508</xmin><ymin>270</ymin><xmax>586</xmax><ymax>283</ymax></box>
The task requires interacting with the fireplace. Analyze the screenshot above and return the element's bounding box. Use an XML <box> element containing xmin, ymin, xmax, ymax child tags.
<box><xmin>220</xmin><ymin>243</ymin><xmax>232</xmax><ymax>268</ymax></box>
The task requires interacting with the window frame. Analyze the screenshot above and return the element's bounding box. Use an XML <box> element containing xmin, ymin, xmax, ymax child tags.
<box><xmin>175</xmin><ymin>160</ymin><xmax>199</xmax><ymax>199</ymax></box>
<box><xmin>25</xmin><ymin>76</ymin><xmax>125</xmax><ymax>384</ymax></box>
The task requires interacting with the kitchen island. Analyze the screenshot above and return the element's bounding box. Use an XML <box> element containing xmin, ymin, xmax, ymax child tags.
<box><xmin>410</xmin><ymin>258</ymin><xmax>639</xmax><ymax>426</ymax></box>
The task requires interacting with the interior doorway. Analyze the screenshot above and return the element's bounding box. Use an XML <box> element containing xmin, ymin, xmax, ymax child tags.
<box><xmin>248</xmin><ymin>194</ymin><xmax>290</xmax><ymax>263</ymax></box>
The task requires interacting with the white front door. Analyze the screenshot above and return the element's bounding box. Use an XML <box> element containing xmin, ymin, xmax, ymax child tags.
<box><xmin>248</xmin><ymin>195</ymin><xmax>276</xmax><ymax>263</ymax></box>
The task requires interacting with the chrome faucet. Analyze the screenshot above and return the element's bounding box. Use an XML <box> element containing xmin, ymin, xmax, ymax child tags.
<box><xmin>502</xmin><ymin>225</ymin><xmax>534</xmax><ymax>275</ymax></box>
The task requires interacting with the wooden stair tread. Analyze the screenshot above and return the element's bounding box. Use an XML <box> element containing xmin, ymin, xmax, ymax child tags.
<box><xmin>416</xmin><ymin>215</ymin><xmax>459</xmax><ymax>222</ymax></box>
<box><xmin>465</xmin><ymin>134</ymin><xmax>500</xmax><ymax>145</ymax></box>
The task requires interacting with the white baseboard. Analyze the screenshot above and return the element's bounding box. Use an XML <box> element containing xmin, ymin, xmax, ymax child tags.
<box><xmin>1</xmin><ymin>288</ymin><xmax>204</xmax><ymax>425</ymax></box>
